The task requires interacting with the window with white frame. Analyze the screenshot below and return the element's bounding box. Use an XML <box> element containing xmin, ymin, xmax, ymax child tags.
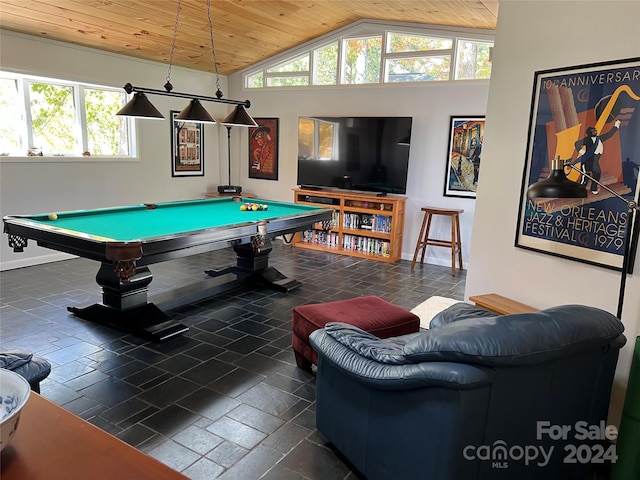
<box><xmin>0</xmin><ymin>72</ymin><xmax>135</xmax><ymax>158</ymax></box>
<box><xmin>245</xmin><ymin>23</ymin><xmax>493</xmax><ymax>89</ymax></box>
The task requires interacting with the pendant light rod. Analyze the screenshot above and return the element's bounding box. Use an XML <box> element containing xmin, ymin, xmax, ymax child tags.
<box><xmin>122</xmin><ymin>83</ymin><xmax>251</xmax><ymax>108</ymax></box>
<box><xmin>563</xmin><ymin>160</ymin><xmax>639</xmax><ymax>212</ymax></box>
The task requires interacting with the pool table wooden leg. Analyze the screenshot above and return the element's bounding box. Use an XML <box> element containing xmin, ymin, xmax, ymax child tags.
<box><xmin>66</xmin><ymin>262</ymin><xmax>189</xmax><ymax>342</ymax></box>
<box><xmin>205</xmin><ymin>240</ymin><xmax>303</xmax><ymax>292</ymax></box>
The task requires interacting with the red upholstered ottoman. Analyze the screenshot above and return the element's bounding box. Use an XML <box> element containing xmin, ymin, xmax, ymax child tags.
<box><xmin>291</xmin><ymin>296</ymin><xmax>420</xmax><ymax>371</ymax></box>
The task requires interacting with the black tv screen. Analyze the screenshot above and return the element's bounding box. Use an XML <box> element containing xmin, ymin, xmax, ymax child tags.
<box><xmin>297</xmin><ymin>116</ymin><xmax>412</xmax><ymax>194</ymax></box>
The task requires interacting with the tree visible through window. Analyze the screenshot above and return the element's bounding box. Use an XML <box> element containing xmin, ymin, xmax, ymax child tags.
<box><xmin>29</xmin><ymin>82</ymin><xmax>76</xmax><ymax>154</ymax></box>
<box><xmin>0</xmin><ymin>72</ymin><xmax>133</xmax><ymax>157</ymax></box>
<box><xmin>85</xmin><ymin>88</ymin><xmax>131</xmax><ymax>155</ymax></box>
<box><xmin>342</xmin><ymin>36</ymin><xmax>382</xmax><ymax>84</ymax></box>
<box><xmin>455</xmin><ymin>40</ymin><xmax>492</xmax><ymax>80</ymax></box>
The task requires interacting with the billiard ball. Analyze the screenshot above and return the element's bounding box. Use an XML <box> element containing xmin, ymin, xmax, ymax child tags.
<box><xmin>48</xmin><ymin>213</ymin><xmax>58</xmax><ymax>220</ymax></box>
<box><xmin>240</xmin><ymin>204</ymin><xmax>247</xmax><ymax>211</ymax></box>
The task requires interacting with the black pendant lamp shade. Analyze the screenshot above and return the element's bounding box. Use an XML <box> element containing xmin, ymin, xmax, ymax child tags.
<box><xmin>221</xmin><ymin>105</ymin><xmax>258</xmax><ymax>127</ymax></box>
<box><xmin>175</xmin><ymin>99</ymin><xmax>217</xmax><ymax>124</ymax></box>
<box><xmin>116</xmin><ymin>92</ymin><xmax>164</xmax><ymax>119</ymax></box>
<box><xmin>527</xmin><ymin>157</ymin><xmax>587</xmax><ymax>199</ymax></box>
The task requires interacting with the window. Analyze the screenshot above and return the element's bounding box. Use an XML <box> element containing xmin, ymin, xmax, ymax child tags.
<box><xmin>455</xmin><ymin>39</ymin><xmax>493</xmax><ymax>80</ymax></box>
<box><xmin>342</xmin><ymin>36</ymin><xmax>382</xmax><ymax>85</ymax></box>
<box><xmin>385</xmin><ymin>32</ymin><xmax>453</xmax><ymax>82</ymax></box>
<box><xmin>313</xmin><ymin>42</ymin><xmax>339</xmax><ymax>85</ymax></box>
<box><xmin>245</xmin><ymin>22</ymin><xmax>493</xmax><ymax>89</ymax></box>
<box><xmin>265</xmin><ymin>54</ymin><xmax>310</xmax><ymax>87</ymax></box>
<box><xmin>0</xmin><ymin>72</ymin><xmax>134</xmax><ymax>158</ymax></box>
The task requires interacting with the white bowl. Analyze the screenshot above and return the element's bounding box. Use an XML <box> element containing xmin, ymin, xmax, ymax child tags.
<box><xmin>0</xmin><ymin>369</ymin><xmax>31</xmax><ymax>452</ymax></box>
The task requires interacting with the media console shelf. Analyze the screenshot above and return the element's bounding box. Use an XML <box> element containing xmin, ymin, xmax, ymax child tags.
<box><xmin>293</xmin><ymin>188</ymin><xmax>406</xmax><ymax>263</ymax></box>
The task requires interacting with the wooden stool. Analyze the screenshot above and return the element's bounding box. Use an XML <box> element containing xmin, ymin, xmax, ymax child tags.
<box><xmin>411</xmin><ymin>207</ymin><xmax>463</xmax><ymax>275</ymax></box>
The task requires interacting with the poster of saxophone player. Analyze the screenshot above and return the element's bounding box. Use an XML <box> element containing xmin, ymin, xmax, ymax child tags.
<box><xmin>516</xmin><ymin>58</ymin><xmax>640</xmax><ymax>270</ymax></box>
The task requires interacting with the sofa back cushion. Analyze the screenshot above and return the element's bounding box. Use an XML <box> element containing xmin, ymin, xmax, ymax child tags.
<box><xmin>404</xmin><ymin>305</ymin><xmax>625</xmax><ymax>366</ymax></box>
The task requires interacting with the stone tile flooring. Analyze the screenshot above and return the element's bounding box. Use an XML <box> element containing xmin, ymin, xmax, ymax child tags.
<box><xmin>0</xmin><ymin>242</ymin><xmax>465</xmax><ymax>479</ymax></box>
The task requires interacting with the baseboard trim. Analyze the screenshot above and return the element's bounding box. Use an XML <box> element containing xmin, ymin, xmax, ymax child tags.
<box><xmin>0</xmin><ymin>252</ymin><xmax>76</xmax><ymax>271</ymax></box>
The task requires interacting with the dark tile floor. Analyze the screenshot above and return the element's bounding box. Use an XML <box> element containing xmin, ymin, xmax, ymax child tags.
<box><xmin>0</xmin><ymin>241</ymin><xmax>465</xmax><ymax>479</ymax></box>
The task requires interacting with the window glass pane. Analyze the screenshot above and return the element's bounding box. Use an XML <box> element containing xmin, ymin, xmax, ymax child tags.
<box><xmin>267</xmin><ymin>54</ymin><xmax>309</xmax><ymax>73</ymax></box>
<box><xmin>455</xmin><ymin>40</ymin><xmax>493</xmax><ymax>80</ymax></box>
<box><xmin>266</xmin><ymin>76</ymin><xmax>309</xmax><ymax>87</ymax></box>
<box><xmin>0</xmin><ymin>77</ymin><xmax>23</xmax><ymax>156</ymax></box>
<box><xmin>342</xmin><ymin>36</ymin><xmax>382</xmax><ymax>84</ymax></box>
<box><xmin>387</xmin><ymin>33</ymin><xmax>453</xmax><ymax>53</ymax></box>
<box><xmin>385</xmin><ymin>56</ymin><xmax>451</xmax><ymax>82</ymax></box>
<box><xmin>247</xmin><ymin>71</ymin><xmax>264</xmax><ymax>88</ymax></box>
<box><xmin>85</xmin><ymin>88</ymin><xmax>130</xmax><ymax>155</ymax></box>
<box><xmin>29</xmin><ymin>82</ymin><xmax>76</xmax><ymax>155</ymax></box>
<box><xmin>313</xmin><ymin>42</ymin><xmax>338</xmax><ymax>85</ymax></box>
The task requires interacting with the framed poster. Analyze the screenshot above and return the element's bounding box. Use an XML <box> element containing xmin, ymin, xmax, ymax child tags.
<box><xmin>170</xmin><ymin>111</ymin><xmax>204</xmax><ymax>177</ymax></box>
<box><xmin>444</xmin><ymin>116</ymin><xmax>485</xmax><ymax>198</ymax></box>
<box><xmin>515</xmin><ymin>58</ymin><xmax>640</xmax><ymax>271</ymax></box>
<box><xmin>248</xmin><ymin>118</ymin><xmax>278</xmax><ymax>180</ymax></box>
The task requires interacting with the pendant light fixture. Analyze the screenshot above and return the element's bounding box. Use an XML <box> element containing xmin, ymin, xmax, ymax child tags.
<box><xmin>527</xmin><ymin>157</ymin><xmax>587</xmax><ymax>198</ymax></box>
<box><xmin>116</xmin><ymin>0</ymin><xmax>256</xmax><ymax>126</ymax></box>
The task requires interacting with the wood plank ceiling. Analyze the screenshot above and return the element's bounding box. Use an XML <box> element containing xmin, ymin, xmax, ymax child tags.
<box><xmin>0</xmin><ymin>0</ymin><xmax>499</xmax><ymax>76</ymax></box>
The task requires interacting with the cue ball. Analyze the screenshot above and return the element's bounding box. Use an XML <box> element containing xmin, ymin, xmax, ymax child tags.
<box><xmin>48</xmin><ymin>213</ymin><xmax>58</xmax><ymax>220</ymax></box>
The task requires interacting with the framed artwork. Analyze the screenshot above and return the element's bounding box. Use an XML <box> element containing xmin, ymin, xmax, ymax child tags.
<box><xmin>170</xmin><ymin>111</ymin><xmax>204</xmax><ymax>177</ymax></box>
<box><xmin>444</xmin><ymin>116</ymin><xmax>485</xmax><ymax>198</ymax></box>
<box><xmin>248</xmin><ymin>118</ymin><xmax>279</xmax><ymax>180</ymax></box>
<box><xmin>515</xmin><ymin>58</ymin><xmax>640</xmax><ymax>271</ymax></box>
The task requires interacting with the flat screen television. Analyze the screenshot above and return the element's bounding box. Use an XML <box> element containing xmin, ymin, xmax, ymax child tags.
<box><xmin>297</xmin><ymin>116</ymin><xmax>412</xmax><ymax>195</ymax></box>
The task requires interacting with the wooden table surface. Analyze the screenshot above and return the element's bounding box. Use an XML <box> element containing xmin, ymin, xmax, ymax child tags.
<box><xmin>468</xmin><ymin>293</ymin><xmax>538</xmax><ymax>315</ymax></box>
<box><xmin>0</xmin><ymin>392</ymin><xmax>187</xmax><ymax>480</ymax></box>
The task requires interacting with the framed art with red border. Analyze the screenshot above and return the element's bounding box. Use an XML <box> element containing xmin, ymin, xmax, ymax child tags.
<box><xmin>248</xmin><ymin>118</ymin><xmax>279</xmax><ymax>180</ymax></box>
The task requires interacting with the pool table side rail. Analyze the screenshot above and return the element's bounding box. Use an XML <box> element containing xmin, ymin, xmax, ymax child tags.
<box><xmin>3</xmin><ymin>207</ymin><xmax>333</xmax><ymax>265</ymax></box>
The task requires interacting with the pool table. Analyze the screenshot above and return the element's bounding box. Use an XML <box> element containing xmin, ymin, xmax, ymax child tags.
<box><xmin>4</xmin><ymin>197</ymin><xmax>332</xmax><ymax>341</ymax></box>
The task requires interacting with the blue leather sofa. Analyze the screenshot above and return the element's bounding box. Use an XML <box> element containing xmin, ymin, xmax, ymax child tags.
<box><xmin>309</xmin><ymin>303</ymin><xmax>626</xmax><ymax>480</ymax></box>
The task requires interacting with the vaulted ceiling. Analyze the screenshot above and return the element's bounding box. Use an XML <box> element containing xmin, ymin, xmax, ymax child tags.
<box><xmin>0</xmin><ymin>1</ymin><xmax>499</xmax><ymax>76</ymax></box>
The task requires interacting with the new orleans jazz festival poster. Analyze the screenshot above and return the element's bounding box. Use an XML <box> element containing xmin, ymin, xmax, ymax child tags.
<box><xmin>516</xmin><ymin>58</ymin><xmax>640</xmax><ymax>270</ymax></box>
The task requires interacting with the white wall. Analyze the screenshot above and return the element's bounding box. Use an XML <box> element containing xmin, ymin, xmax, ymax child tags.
<box><xmin>0</xmin><ymin>31</ymin><xmax>232</xmax><ymax>269</ymax></box>
<box><xmin>226</xmin><ymin>83</ymin><xmax>490</xmax><ymax>265</ymax></box>
<box><xmin>466</xmin><ymin>0</ymin><xmax>640</xmax><ymax>425</ymax></box>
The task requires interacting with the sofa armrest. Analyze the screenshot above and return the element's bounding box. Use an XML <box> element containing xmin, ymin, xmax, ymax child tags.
<box><xmin>309</xmin><ymin>329</ymin><xmax>494</xmax><ymax>391</ymax></box>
